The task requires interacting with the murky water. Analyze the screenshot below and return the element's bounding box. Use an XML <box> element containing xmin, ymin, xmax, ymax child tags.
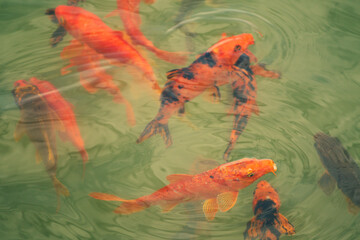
<box><xmin>1</xmin><ymin>0</ymin><xmax>360</xmax><ymax>239</ymax></box>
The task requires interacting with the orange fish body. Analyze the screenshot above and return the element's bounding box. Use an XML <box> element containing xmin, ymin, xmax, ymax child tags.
<box><xmin>12</xmin><ymin>80</ymin><xmax>69</xmax><ymax>210</ymax></box>
<box><xmin>90</xmin><ymin>158</ymin><xmax>277</xmax><ymax>220</ymax></box>
<box><xmin>28</xmin><ymin>77</ymin><xmax>89</xmax><ymax>169</ymax></box>
<box><xmin>244</xmin><ymin>181</ymin><xmax>295</xmax><ymax>240</ymax></box>
<box><xmin>107</xmin><ymin>0</ymin><xmax>187</xmax><ymax>65</ymax></box>
<box><xmin>60</xmin><ymin>40</ymin><xmax>136</xmax><ymax>125</ymax></box>
<box><xmin>49</xmin><ymin>5</ymin><xmax>161</xmax><ymax>92</ymax></box>
<box><xmin>137</xmin><ymin>33</ymin><xmax>280</xmax><ymax>160</ymax></box>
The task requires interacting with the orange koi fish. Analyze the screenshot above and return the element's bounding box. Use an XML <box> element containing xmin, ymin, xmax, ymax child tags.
<box><xmin>244</xmin><ymin>181</ymin><xmax>295</xmax><ymax>240</ymax></box>
<box><xmin>12</xmin><ymin>80</ymin><xmax>69</xmax><ymax>211</ymax></box>
<box><xmin>28</xmin><ymin>77</ymin><xmax>89</xmax><ymax>172</ymax></box>
<box><xmin>90</xmin><ymin>158</ymin><xmax>277</xmax><ymax>220</ymax></box>
<box><xmin>106</xmin><ymin>0</ymin><xmax>188</xmax><ymax>65</ymax></box>
<box><xmin>60</xmin><ymin>39</ymin><xmax>136</xmax><ymax>126</ymax></box>
<box><xmin>137</xmin><ymin>33</ymin><xmax>280</xmax><ymax>161</ymax></box>
<box><xmin>46</xmin><ymin>5</ymin><xmax>161</xmax><ymax>93</ymax></box>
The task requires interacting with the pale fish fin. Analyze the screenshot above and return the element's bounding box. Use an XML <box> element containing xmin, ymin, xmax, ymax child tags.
<box><xmin>203</xmin><ymin>198</ymin><xmax>218</xmax><ymax>221</ymax></box>
<box><xmin>166</xmin><ymin>174</ymin><xmax>193</xmax><ymax>184</ymax></box>
<box><xmin>217</xmin><ymin>191</ymin><xmax>238</xmax><ymax>212</ymax></box>
<box><xmin>36</xmin><ymin>150</ymin><xmax>42</xmax><ymax>164</ymax></box>
<box><xmin>345</xmin><ymin>197</ymin><xmax>360</xmax><ymax>215</ymax></box>
<box><xmin>318</xmin><ymin>172</ymin><xmax>336</xmax><ymax>195</ymax></box>
<box><xmin>14</xmin><ymin>121</ymin><xmax>25</xmax><ymax>141</ymax></box>
<box><xmin>159</xmin><ymin>201</ymin><xmax>180</xmax><ymax>213</ymax></box>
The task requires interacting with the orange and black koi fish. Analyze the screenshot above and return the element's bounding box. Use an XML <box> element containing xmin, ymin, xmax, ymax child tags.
<box><xmin>314</xmin><ymin>132</ymin><xmax>360</xmax><ymax>214</ymax></box>
<box><xmin>60</xmin><ymin>39</ymin><xmax>136</xmax><ymax>126</ymax></box>
<box><xmin>90</xmin><ymin>158</ymin><xmax>277</xmax><ymax>220</ymax></box>
<box><xmin>244</xmin><ymin>181</ymin><xmax>295</xmax><ymax>240</ymax></box>
<box><xmin>46</xmin><ymin>5</ymin><xmax>161</xmax><ymax>93</ymax></box>
<box><xmin>106</xmin><ymin>0</ymin><xmax>188</xmax><ymax>65</ymax></box>
<box><xmin>12</xmin><ymin>80</ymin><xmax>69</xmax><ymax>211</ymax></box>
<box><xmin>28</xmin><ymin>77</ymin><xmax>89</xmax><ymax>173</ymax></box>
<box><xmin>137</xmin><ymin>33</ymin><xmax>280</xmax><ymax>161</ymax></box>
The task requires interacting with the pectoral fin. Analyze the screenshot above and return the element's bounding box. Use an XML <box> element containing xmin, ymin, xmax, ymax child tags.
<box><xmin>159</xmin><ymin>201</ymin><xmax>180</xmax><ymax>213</ymax></box>
<box><xmin>318</xmin><ymin>172</ymin><xmax>336</xmax><ymax>195</ymax></box>
<box><xmin>166</xmin><ymin>174</ymin><xmax>193</xmax><ymax>184</ymax></box>
<box><xmin>203</xmin><ymin>198</ymin><xmax>218</xmax><ymax>221</ymax></box>
<box><xmin>345</xmin><ymin>196</ymin><xmax>360</xmax><ymax>215</ymax></box>
<box><xmin>14</xmin><ymin>121</ymin><xmax>25</xmax><ymax>141</ymax></box>
<box><xmin>36</xmin><ymin>150</ymin><xmax>42</xmax><ymax>164</ymax></box>
<box><xmin>217</xmin><ymin>191</ymin><xmax>238</xmax><ymax>212</ymax></box>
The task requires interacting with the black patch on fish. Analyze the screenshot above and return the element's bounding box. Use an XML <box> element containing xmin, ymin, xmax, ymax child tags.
<box><xmin>178</xmin><ymin>85</ymin><xmax>184</xmax><ymax>89</ymax></box>
<box><xmin>182</xmin><ymin>68</ymin><xmax>194</xmax><ymax>80</ymax></box>
<box><xmin>45</xmin><ymin>8</ymin><xmax>58</xmax><ymax>24</ymax></box>
<box><xmin>193</xmin><ymin>52</ymin><xmax>216</xmax><ymax>68</ymax></box>
<box><xmin>50</xmin><ymin>26</ymin><xmax>67</xmax><ymax>47</ymax></box>
<box><xmin>161</xmin><ymin>87</ymin><xmax>179</xmax><ymax>106</ymax></box>
<box><xmin>233</xmin><ymin>115</ymin><xmax>249</xmax><ymax>135</ymax></box>
<box><xmin>234</xmin><ymin>53</ymin><xmax>250</xmax><ymax>69</ymax></box>
<box><xmin>210</xmin><ymin>175</ymin><xmax>214</xmax><ymax>179</ymax></box>
<box><xmin>167</xmin><ymin>68</ymin><xmax>194</xmax><ymax>80</ymax></box>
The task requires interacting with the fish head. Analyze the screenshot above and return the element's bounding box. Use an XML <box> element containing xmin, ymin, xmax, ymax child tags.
<box><xmin>252</xmin><ymin>180</ymin><xmax>280</xmax><ymax>214</ymax></box>
<box><xmin>53</xmin><ymin>5</ymin><xmax>75</xmax><ymax>28</ymax></box>
<box><xmin>220</xmin><ymin>158</ymin><xmax>277</xmax><ymax>190</ymax></box>
<box><xmin>207</xmin><ymin>33</ymin><xmax>255</xmax><ymax>65</ymax></box>
<box><xmin>12</xmin><ymin>81</ymin><xmax>41</xmax><ymax>108</ymax></box>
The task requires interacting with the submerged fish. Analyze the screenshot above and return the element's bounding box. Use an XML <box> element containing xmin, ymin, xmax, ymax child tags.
<box><xmin>89</xmin><ymin>158</ymin><xmax>277</xmax><ymax>220</ymax></box>
<box><xmin>12</xmin><ymin>80</ymin><xmax>69</xmax><ymax>211</ymax></box>
<box><xmin>60</xmin><ymin>39</ymin><xmax>136</xmax><ymax>126</ymax></box>
<box><xmin>46</xmin><ymin>5</ymin><xmax>161</xmax><ymax>93</ymax></box>
<box><xmin>137</xmin><ymin>33</ymin><xmax>280</xmax><ymax>161</ymax></box>
<box><xmin>106</xmin><ymin>0</ymin><xmax>188</xmax><ymax>65</ymax></box>
<box><xmin>314</xmin><ymin>132</ymin><xmax>360</xmax><ymax>214</ymax></box>
<box><xmin>28</xmin><ymin>77</ymin><xmax>89</xmax><ymax>173</ymax></box>
<box><xmin>244</xmin><ymin>181</ymin><xmax>295</xmax><ymax>240</ymax></box>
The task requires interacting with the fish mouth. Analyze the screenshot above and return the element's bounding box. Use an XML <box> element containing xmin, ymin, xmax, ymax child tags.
<box><xmin>272</xmin><ymin>163</ymin><xmax>277</xmax><ymax>176</ymax></box>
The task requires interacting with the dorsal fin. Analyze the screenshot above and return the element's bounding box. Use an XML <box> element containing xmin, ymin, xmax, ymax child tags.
<box><xmin>166</xmin><ymin>174</ymin><xmax>193</xmax><ymax>183</ymax></box>
<box><xmin>166</xmin><ymin>68</ymin><xmax>183</xmax><ymax>80</ymax></box>
<box><xmin>166</xmin><ymin>67</ymin><xmax>194</xmax><ymax>80</ymax></box>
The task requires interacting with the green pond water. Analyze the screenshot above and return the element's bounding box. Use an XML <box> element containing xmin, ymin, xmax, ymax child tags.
<box><xmin>1</xmin><ymin>0</ymin><xmax>360</xmax><ymax>239</ymax></box>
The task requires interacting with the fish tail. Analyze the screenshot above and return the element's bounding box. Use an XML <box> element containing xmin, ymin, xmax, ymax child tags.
<box><xmin>89</xmin><ymin>192</ymin><xmax>148</xmax><ymax>215</ymax></box>
<box><xmin>52</xmin><ymin>176</ymin><xmax>70</xmax><ymax>197</ymax></box>
<box><xmin>244</xmin><ymin>216</ymin><xmax>263</xmax><ymax>239</ymax></box>
<box><xmin>152</xmin><ymin>48</ymin><xmax>189</xmax><ymax>65</ymax></box>
<box><xmin>243</xmin><ymin>213</ymin><xmax>295</xmax><ymax>240</ymax></box>
<box><xmin>136</xmin><ymin>120</ymin><xmax>173</xmax><ymax>147</ymax></box>
<box><xmin>275</xmin><ymin>213</ymin><xmax>295</xmax><ymax>235</ymax></box>
<box><xmin>114</xmin><ymin>200</ymin><xmax>148</xmax><ymax>215</ymax></box>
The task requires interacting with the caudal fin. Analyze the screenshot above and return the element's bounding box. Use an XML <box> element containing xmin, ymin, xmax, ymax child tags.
<box><xmin>52</xmin><ymin>176</ymin><xmax>70</xmax><ymax>212</ymax></box>
<box><xmin>89</xmin><ymin>192</ymin><xmax>147</xmax><ymax>215</ymax></box>
<box><xmin>136</xmin><ymin>120</ymin><xmax>172</xmax><ymax>147</ymax></box>
<box><xmin>244</xmin><ymin>213</ymin><xmax>295</xmax><ymax>240</ymax></box>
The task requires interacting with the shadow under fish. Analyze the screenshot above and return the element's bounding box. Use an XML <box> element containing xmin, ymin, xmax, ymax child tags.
<box><xmin>314</xmin><ymin>132</ymin><xmax>360</xmax><ymax>214</ymax></box>
<box><xmin>12</xmin><ymin>81</ymin><xmax>69</xmax><ymax>211</ymax></box>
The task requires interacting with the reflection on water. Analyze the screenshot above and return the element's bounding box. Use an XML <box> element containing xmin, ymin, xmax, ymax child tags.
<box><xmin>0</xmin><ymin>0</ymin><xmax>360</xmax><ymax>239</ymax></box>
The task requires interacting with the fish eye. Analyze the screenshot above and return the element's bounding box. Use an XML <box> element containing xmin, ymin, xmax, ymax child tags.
<box><xmin>247</xmin><ymin>169</ymin><xmax>254</xmax><ymax>177</ymax></box>
<box><xmin>59</xmin><ymin>17</ymin><xmax>65</xmax><ymax>26</ymax></box>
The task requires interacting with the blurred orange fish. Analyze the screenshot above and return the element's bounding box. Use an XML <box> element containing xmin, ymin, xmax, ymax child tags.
<box><xmin>106</xmin><ymin>0</ymin><xmax>188</xmax><ymax>65</ymax></box>
<box><xmin>12</xmin><ymin>80</ymin><xmax>69</xmax><ymax>211</ymax></box>
<box><xmin>46</xmin><ymin>5</ymin><xmax>161</xmax><ymax>93</ymax></box>
<box><xmin>244</xmin><ymin>181</ymin><xmax>295</xmax><ymax>240</ymax></box>
<box><xmin>60</xmin><ymin>39</ymin><xmax>136</xmax><ymax>126</ymax></box>
<box><xmin>28</xmin><ymin>77</ymin><xmax>89</xmax><ymax>173</ymax></box>
<box><xmin>90</xmin><ymin>158</ymin><xmax>277</xmax><ymax>220</ymax></box>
